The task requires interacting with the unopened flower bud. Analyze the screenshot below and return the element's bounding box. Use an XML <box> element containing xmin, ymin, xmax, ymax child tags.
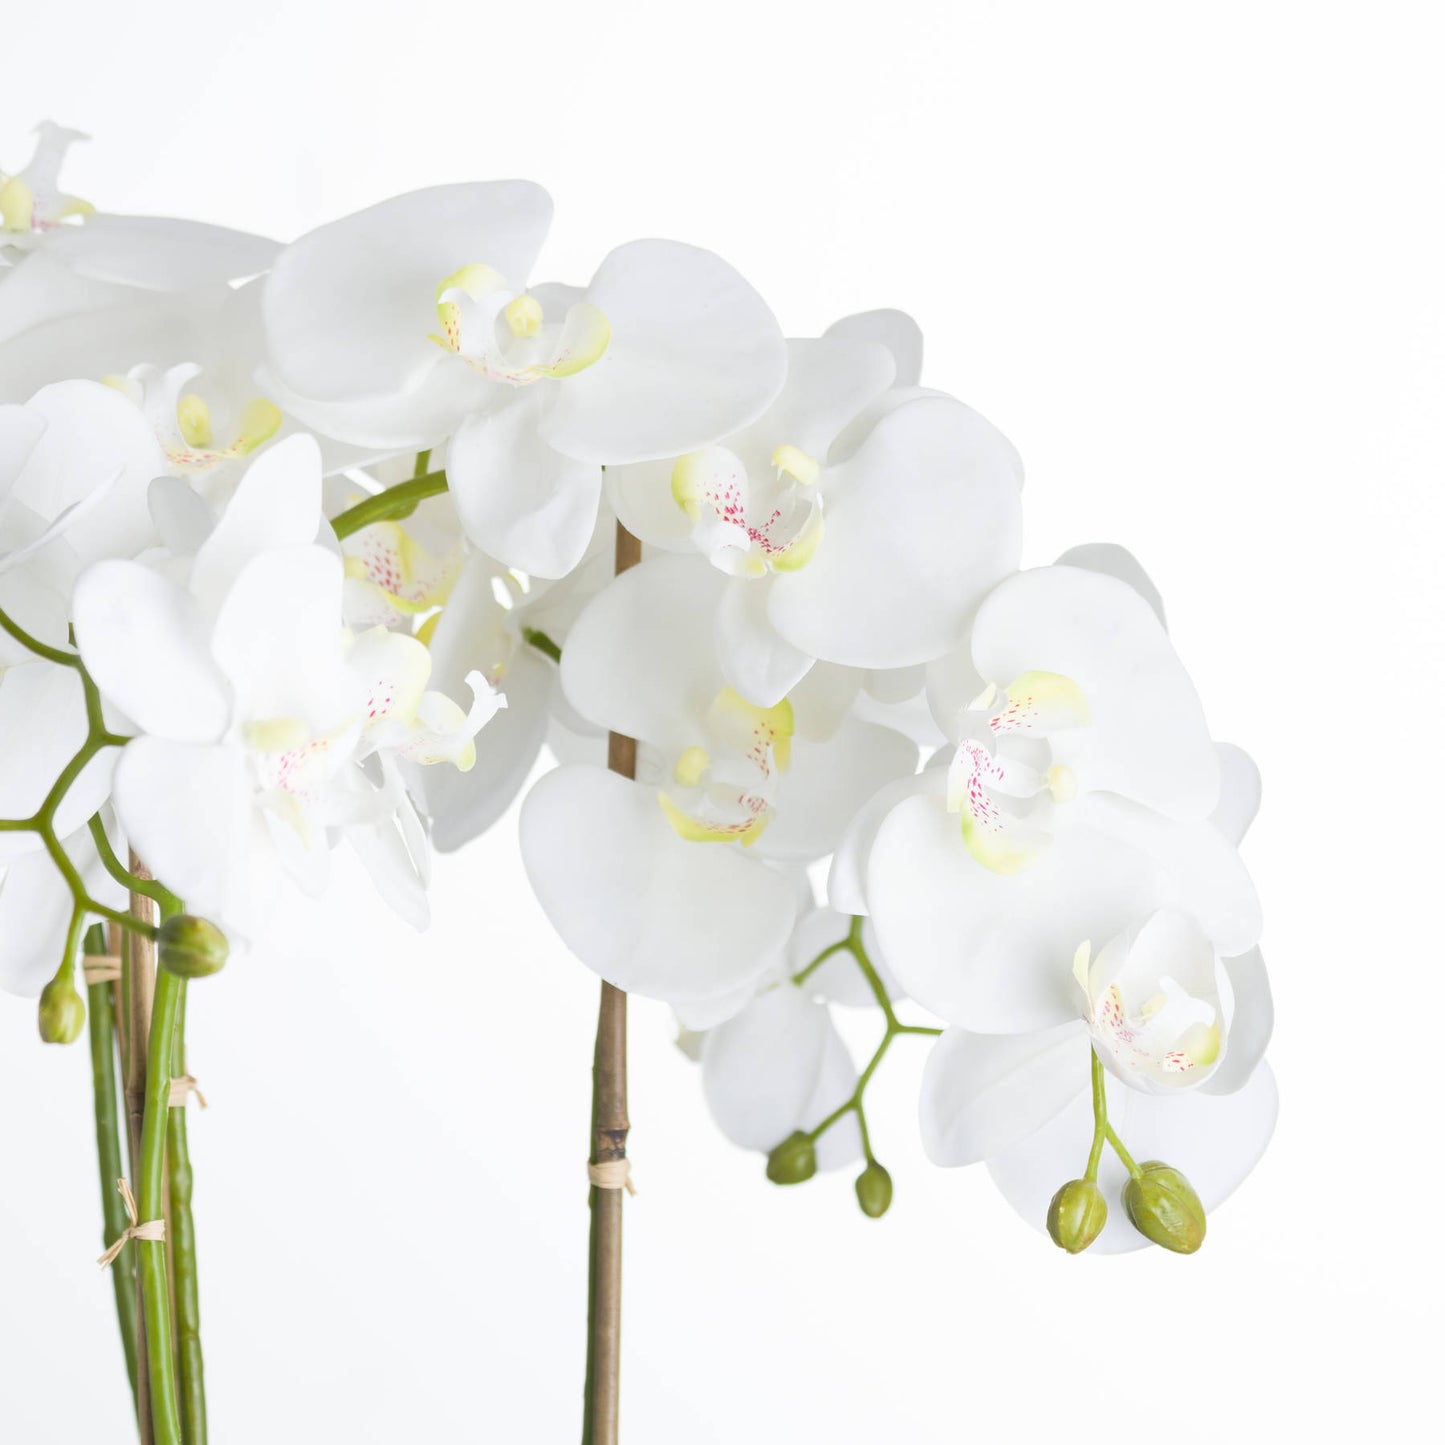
<box><xmin>765</xmin><ymin>1131</ymin><xmax>817</xmax><ymax>1185</ymax></box>
<box><xmin>1123</xmin><ymin>1161</ymin><xmax>1206</xmax><ymax>1254</ymax></box>
<box><xmin>1046</xmin><ymin>1178</ymin><xmax>1108</xmax><ymax>1253</ymax></box>
<box><xmin>854</xmin><ymin>1161</ymin><xmax>893</xmax><ymax>1218</ymax></box>
<box><xmin>38</xmin><ymin>975</ymin><xmax>85</xmax><ymax>1044</ymax></box>
<box><xmin>158</xmin><ymin>915</ymin><xmax>229</xmax><ymax>979</ymax></box>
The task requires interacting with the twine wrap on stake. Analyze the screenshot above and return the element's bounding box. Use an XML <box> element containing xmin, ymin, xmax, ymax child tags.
<box><xmin>83</xmin><ymin>953</ymin><xmax>123</xmax><ymax>985</ymax></box>
<box><xmin>97</xmin><ymin>1177</ymin><xmax>166</xmax><ymax>1268</ymax></box>
<box><xmin>168</xmin><ymin>1074</ymin><xmax>208</xmax><ymax>1109</ymax></box>
<box><xmin>587</xmin><ymin>1159</ymin><xmax>637</xmax><ymax>1195</ymax></box>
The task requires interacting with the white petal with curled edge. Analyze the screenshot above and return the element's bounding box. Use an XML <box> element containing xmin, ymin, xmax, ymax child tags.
<box><xmin>41</xmin><ymin>215</ymin><xmax>279</xmax><ymax>290</ymax></box>
<box><xmin>987</xmin><ymin>1061</ymin><xmax>1278</xmax><ymax>1253</ymax></box>
<box><xmin>866</xmin><ymin>791</ymin><xmax>1163</xmax><ymax>1032</ymax></box>
<box><xmin>262</xmin><ymin>183</ymin><xmax>552</xmax><ymax>405</ymax></box>
<box><xmin>702</xmin><ymin>985</ymin><xmax>831</xmax><ymax>1151</ymax></box>
<box><xmin>1203</xmin><ymin>948</ymin><xmax>1273</xmax><ymax>1096</ymax></box>
<box><xmin>423</xmin><ymin>647</ymin><xmax>552</xmax><ymax>852</ymax></box>
<box><xmin>768</xmin><ymin>395</ymin><xmax>1023</xmax><ymax>670</ymax></box>
<box><xmin>0</xmin><ymin>845</ymin><xmax>76</xmax><ymax>996</ymax></box>
<box><xmin>348</xmin><ymin>813</ymin><xmax>430</xmax><ymax>932</ymax></box>
<box><xmin>541</xmin><ymin>240</ymin><xmax>786</xmax><ymax>464</ymax></box>
<box><xmin>9</xmin><ymin>380</ymin><xmax>166</xmax><ymax>568</ymax></box>
<box><xmin>758</xmin><ymin>717</ymin><xmax>919</xmax><ymax>863</ymax></box>
<box><xmin>0</xmin><ymin>402</ymin><xmax>46</xmax><ymax>501</ymax></box>
<box><xmin>972</xmin><ymin>566</ymin><xmax>1219</xmax><ymax>820</ymax></box>
<box><xmin>741</xmin><ymin>336</ymin><xmax>896</xmax><ymax>461</ymax></box>
<box><xmin>827</xmin><ymin>767</ymin><xmax>945</xmax><ymax>917</ymax></box>
<box><xmin>73</xmin><ymin>562</ymin><xmax>231</xmax><ymax>743</ymax></box>
<box><xmin>1054</xmin><ymin>542</ymin><xmax>1166</xmax><ymax>627</ymax></box>
<box><xmin>520</xmin><ymin>765</ymin><xmax>796</xmax><ymax>1004</ymax></box>
<box><xmin>0</xmin><ymin>662</ymin><xmax>90</xmax><ymax>821</ymax></box>
<box><xmin>824</xmin><ymin>309</ymin><xmax>924</xmax><ymax>387</ymax></box>
<box><xmin>1079</xmin><ymin>793</ymin><xmax>1263</xmax><ymax>958</ymax></box>
<box><xmin>605</xmin><ymin>457</ymin><xmax>694</xmax><ymax>552</ymax></box>
<box><xmin>209</xmin><ymin>546</ymin><xmax>349</xmax><ymax>731</ymax></box>
<box><xmin>447</xmin><ymin>390</ymin><xmax>603</xmax><ymax>579</ymax></box>
<box><xmin>256</xmin><ymin>358</ymin><xmax>485</xmax><ymax>454</ymax></box>
<box><xmin>807</xmin><ymin>1020</ymin><xmax>864</xmax><ymax>1171</ymax></box>
<box><xmin>1211</xmin><ymin>742</ymin><xmax>1262</xmax><ymax>845</ymax></box>
<box><xmin>920</xmin><ymin>1024</ymin><xmax>1088</xmax><ymax>1167</ymax></box>
<box><xmin>189</xmin><ymin>435</ymin><xmax>323</xmax><ymax>613</ymax></box>
<box><xmin>112</xmin><ymin>738</ymin><xmax>256</xmax><ymax>932</ymax></box>
<box><xmin>561</xmin><ymin>554</ymin><xmax>727</xmax><ymax>749</ymax></box>
<box><xmin>714</xmin><ymin>575</ymin><xmax>814</xmax><ymax>709</ymax></box>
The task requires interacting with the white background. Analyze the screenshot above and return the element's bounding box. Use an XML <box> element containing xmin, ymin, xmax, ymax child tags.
<box><xmin>2</xmin><ymin>2</ymin><xmax>1441</xmax><ymax>1440</ymax></box>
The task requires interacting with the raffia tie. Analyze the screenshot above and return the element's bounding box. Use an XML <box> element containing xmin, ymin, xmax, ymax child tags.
<box><xmin>81</xmin><ymin>953</ymin><xmax>122</xmax><ymax>985</ymax></box>
<box><xmin>168</xmin><ymin>1073</ymin><xmax>208</xmax><ymax>1109</ymax></box>
<box><xmin>97</xmin><ymin>1178</ymin><xmax>165</xmax><ymax>1268</ymax></box>
<box><xmin>587</xmin><ymin>1159</ymin><xmax>636</xmax><ymax>1196</ymax></box>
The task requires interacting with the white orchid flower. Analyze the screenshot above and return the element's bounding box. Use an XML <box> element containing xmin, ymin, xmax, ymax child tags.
<box><xmin>0</xmin><ymin>122</ymin><xmax>94</xmax><ymax>254</ymax></box>
<box><xmin>859</xmin><ymin>546</ymin><xmax>1261</xmax><ymax>1033</ymax></box>
<box><xmin>259</xmin><ymin>184</ymin><xmax>787</xmax><ymax>577</ymax></box>
<box><xmin>71</xmin><ymin>435</ymin><xmax>500</xmax><ymax>938</ymax></box>
<box><xmin>928</xmin><ymin>562</ymin><xmax>1222</xmax><ymax>876</ymax></box>
<box><xmin>607</xmin><ymin>322</ymin><xmax>1024</xmax><ymax>703</ymax></box>
<box><xmin>915</xmin><ymin>742</ymin><xmax>1274</xmax><ymax>1254</ymax></box>
<box><xmin>0</xmin><ymin>124</ymin><xmax>277</xmax><ymax>347</ymax></box>
<box><xmin>521</xmin><ymin>554</ymin><xmax>918</xmax><ymax>1009</ymax></box>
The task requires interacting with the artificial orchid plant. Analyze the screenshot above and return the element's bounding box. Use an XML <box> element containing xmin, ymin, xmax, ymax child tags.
<box><xmin>0</xmin><ymin>122</ymin><xmax>1274</xmax><ymax>1443</ymax></box>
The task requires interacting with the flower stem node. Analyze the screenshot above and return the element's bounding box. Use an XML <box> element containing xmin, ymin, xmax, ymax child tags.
<box><xmin>1122</xmin><ymin>1161</ymin><xmax>1207</xmax><ymax>1254</ymax></box>
<box><xmin>765</xmin><ymin>1131</ymin><xmax>817</xmax><ymax>1186</ymax></box>
<box><xmin>854</xmin><ymin>1161</ymin><xmax>893</xmax><ymax>1218</ymax></box>
<box><xmin>38</xmin><ymin>975</ymin><xmax>85</xmax><ymax>1044</ymax></box>
<box><xmin>1046</xmin><ymin>1178</ymin><xmax>1108</xmax><ymax>1254</ymax></box>
<box><xmin>158</xmin><ymin>915</ymin><xmax>230</xmax><ymax>980</ymax></box>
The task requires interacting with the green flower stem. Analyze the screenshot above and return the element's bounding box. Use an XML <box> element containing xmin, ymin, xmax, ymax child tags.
<box><xmin>137</xmin><ymin>968</ymin><xmax>184</xmax><ymax>1445</ymax></box>
<box><xmin>329</xmin><ymin>470</ymin><xmax>448</xmax><ymax>540</ymax></box>
<box><xmin>412</xmin><ymin>448</ymin><xmax>432</xmax><ymax>479</ymax></box>
<box><xmin>86</xmin><ymin>928</ymin><xmax>140</xmax><ymax>1415</ymax></box>
<box><xmin>520</xmin><ymin>627</ymin><xmax>562</xmax><ymax>664</ymax></box>
<box><xmin>167</xmin><ymin>982</ymin><xmax>206</xmax><ymax>1445</ymax></box>
<box><xmin>1084</xmin><ymin>1049</ymin><xmax>1142</xmax><ymax>1181</ymax></box>
<box><xmin>88</xmin><ymin>816</ymin><xmax>183</xmax><ymax>917</ymax></box>
<box><xmin>799</xmin><ymin>917</ymin><xmax>941</xmax><ymax>1161</ymax></box>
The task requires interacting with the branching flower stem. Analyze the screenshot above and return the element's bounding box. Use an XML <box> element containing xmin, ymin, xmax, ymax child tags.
<box><xmin>794</xmin><ymin>916</ymin><xmax>940</xmax><ymax>1163</ymax></box>
<box><xmin>329</xmin><ymin>469</ymin><xmax>449</xmax><ymax>539</ymax></box>
<box><xmin>1084</xmin><ymin>1048</ymin><xmax>1142</xmax><ymax>1181</ymax></box>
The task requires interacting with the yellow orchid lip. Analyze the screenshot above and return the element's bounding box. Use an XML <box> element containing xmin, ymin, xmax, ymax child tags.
<box><xmin>429</xmin><ymin>264</ymin><xmax>611</xmax><ymax>384</ymax></box>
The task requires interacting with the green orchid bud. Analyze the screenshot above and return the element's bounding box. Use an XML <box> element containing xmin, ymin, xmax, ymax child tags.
<box><xmin>158</xmin><ymin>915</ymin><xmax>229</xmax><ymax>979</ymax></box>
<box><xmin>854</xmin><ymin>1161</ymin><xmax>893</xmax><ymax>1218</ymax></box>
<box><xmin>38</xmin><ymin>975</ymin><xmax>85</xmax><ymax>1044</ymax></box>
<box><xmin>1123</xmin><ymin>1161</ymin><xmax>1207</xmax><ymax>1254</ymax></box>
<box><xmin>765</xmin><ymin>1131</ymin><xmax>817</xmax><ymax>1185</ymax></box>
<box><xmin>1046</xmin><ymin>1178</ymin><xmax>1108</xmax><ymax>1253</ymax></box>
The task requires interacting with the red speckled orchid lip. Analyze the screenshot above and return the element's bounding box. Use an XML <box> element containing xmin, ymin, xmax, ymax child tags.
<box><xmin>657</xmin><ymin>688</ymin><xmax>794</xmax><ymax>846</ymax></box>
<box><xmin>669</xmin><ymin>444</ymin><xmax>825</xmax><ymax>578</ymax></box>
<box><xmin>946</xmin><ymin>671</ymin><xmax>1090</xmax><ymax>874</ymax></box>
<box><xmin>1072</xmin><ymin>910</ymin><xmax>1227</xmax><ymax>1094</ymax></box>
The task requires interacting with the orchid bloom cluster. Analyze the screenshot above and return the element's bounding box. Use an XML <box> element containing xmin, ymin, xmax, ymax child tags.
<box><xmin>2</xmin><ymin>125</ymin><xmax>1274</xmax><ymax>1417</ymax></box>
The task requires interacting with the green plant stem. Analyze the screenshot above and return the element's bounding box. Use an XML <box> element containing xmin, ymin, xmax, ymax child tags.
<box><xmin>167</xmin><ymin>984</ymin><xmax>206</xmax><ymax>1445</ymax></box>
<box><xmin>800</xmin><ymin>917</ymin><xmax>941</xmax><ymax>1159</ymax></box>
<box><xmin>1084</xmin><ymin>1049</ymin><xmax>1142</xmax><ymax>1180</ymax></box>
<box><xmin>138</xmin><ymin>970</ymin><xmax>184</xmax><ymax>1445</ymax></box>
<box><xmin>330</xmin><ymin>471</ymin><xmax>448</xmax><ymax>539</ymax></box>
<box><xmin>87</xmin><ymin>933</ymin><xmax>140</xmax><ymax>1417</ymax></box>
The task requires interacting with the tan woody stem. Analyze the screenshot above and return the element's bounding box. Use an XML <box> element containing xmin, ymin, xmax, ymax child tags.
<box><xmin>582</xmin><ymin>521</ymin><xmax>641</xmax><ymax>1445</ymax></box>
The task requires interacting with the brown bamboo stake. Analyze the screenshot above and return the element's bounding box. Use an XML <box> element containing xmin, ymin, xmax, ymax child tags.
<box><xmin>122</xmin><ymin>859</ymin><xmax>157</xmax><ymax>1445</ymax></box>
<box><xmin>582</xmin><ymin>521</ymin><xmax>640</xmax><ymax>1445</ymax></box>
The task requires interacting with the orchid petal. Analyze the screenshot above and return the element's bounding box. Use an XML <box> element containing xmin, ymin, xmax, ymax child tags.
<box><xmin>520</xmin><ymin>765</ymin><xmax>796</xmax><ymax>1004</ymax></box>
